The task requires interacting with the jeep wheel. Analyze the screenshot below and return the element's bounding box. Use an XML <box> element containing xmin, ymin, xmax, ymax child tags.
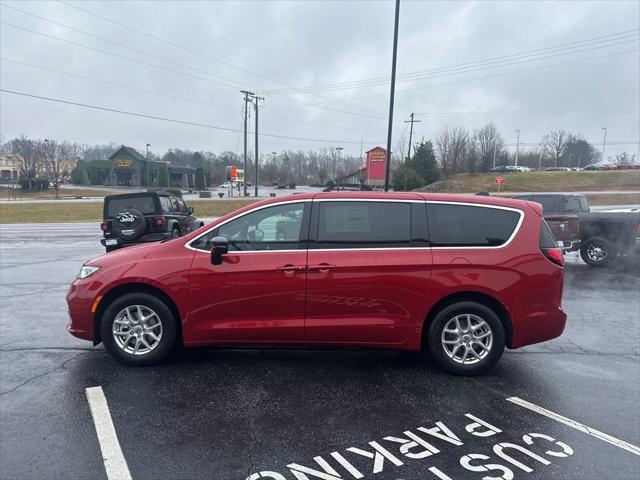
<box><xmin>171</xmin><ymin>228</ymin><xmax>181</xmax><ymax>239</ymax></box>
<box><xmin>580</xmin><ymin>237</ymin><xmax>613</xmax><ymax>267</ymax></box>
<box><xmin>427</xmin><ymin>301</ymin><xmax>505</xmax><ymax>376</ymax></box>
<box><xmin>101</xmin><ymin>293</ymin><xmax>177</xmax><ymax>366</ymax></box>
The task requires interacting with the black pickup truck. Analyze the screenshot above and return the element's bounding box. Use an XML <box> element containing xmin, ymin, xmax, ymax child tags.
<box><xmin>578</xmin><ymin>211</ymin><xmax>640</xmax><ymax>267</ymax></box>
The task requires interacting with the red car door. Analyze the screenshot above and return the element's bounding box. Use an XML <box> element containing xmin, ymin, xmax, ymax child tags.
<box><xmin>186</xmin><ymin>201</ymin><xmax>310</xmax><ymax>344</ymax></box>
<box><xmin>305</xmin><ymin>199</ymin><xmax>432</xmax><ymax>346</ymax></box>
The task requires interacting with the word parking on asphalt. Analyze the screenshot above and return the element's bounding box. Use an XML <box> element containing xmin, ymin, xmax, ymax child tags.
<box><xmin>246</xmin><ymin>412</ymin><xmax>574</xmax><ymax>480</ymax></box>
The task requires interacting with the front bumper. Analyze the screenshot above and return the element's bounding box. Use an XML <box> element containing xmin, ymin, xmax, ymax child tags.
<box><xmin>66</xmin><ymin>280</ymin><xmax>98</xmax><ymax>341</ymax></box>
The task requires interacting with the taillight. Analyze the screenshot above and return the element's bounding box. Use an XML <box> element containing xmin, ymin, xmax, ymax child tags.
<box><xmin>543</xmin><ymin>248</ymin><xmax>565</xmax><ymax>267</ymax></box>
<box><xmin>636</xmin><ymin>223</ymin><xmax>640</xmax><ymax>237</ymax></box>
<box><xmin>100</xmin><ymin>221</ymin><xmax>108</xmax><ymax>232</ymax></box>
<box><xmin>154</xmin><ymin>216</ymin><xmax>166</xmax><ymax>227</ymax></box>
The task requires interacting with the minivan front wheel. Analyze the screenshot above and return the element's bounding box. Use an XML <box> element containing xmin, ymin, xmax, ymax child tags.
<box><xmin>101</xmin><ymin>293</ymin><xmax>176</xmax><ymax>366</ymax></box>
<box><xmin>427</xmin><ymin>301</ymin><xmax>505</xmax><ymax>375</ymax></box>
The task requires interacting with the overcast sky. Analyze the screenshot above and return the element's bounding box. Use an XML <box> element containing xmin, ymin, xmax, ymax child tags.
<box><xmin>1</xmin><ymin>0</ymin><xmax>638</xmax><ymax>160</ymax></box>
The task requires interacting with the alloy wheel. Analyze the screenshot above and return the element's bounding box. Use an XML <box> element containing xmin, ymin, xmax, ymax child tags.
<box><xmin>441</xmin><ymin>313</ymin><xmax>493</xmax><ymax>365</ymax></box>
<box><xmin>112</xmin><ymin>305</ymin><xmax>163</xmax><ymax>356</ymax></box>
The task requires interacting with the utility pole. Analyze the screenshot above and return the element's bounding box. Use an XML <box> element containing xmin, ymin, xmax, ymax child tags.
<box><xmin>514</xmin><ymin>129</ymin><xmax>520</xmax><ymax>167</ymax></box>
<box><xmin>568</xmin><ymin>153</ymin><xmax>572</xmax><ymax>169</ymax></box>
<box><xmin>253</xmin><ymin>95</ymin><xmax>264</xmax><ymax>197</ymax></box>
<box><xmin>405</xmin><ymin>113</ymin><xmax>420</xmax><ymax>161</ymax></box>
<box><xmin>146</xmin><ymin>143</ymin><xmax>150</xmax><ymax>190</ymax></box>
<box><xmin>492</xmin><ymin>144</ymin><xmax>497</xmax><ymax>168</ymax></box>
<box><xmin>601</xmin><ymin>127</ymin><xmax>607</xmax><ymax>164</ymax></box>
<box><xmin>384</xmin><ymin>0</ymin><xmax>401</xmax><ymax>192</ymax></box>
<box><xmin>240</xmin><ymin>90</ymin><xmax>254</xmax><ymax>197</ymax></box>
<box><xmin>577</xmin><ymin>155</ymin><xmax>581</xmax><ymax>169</ymax></box>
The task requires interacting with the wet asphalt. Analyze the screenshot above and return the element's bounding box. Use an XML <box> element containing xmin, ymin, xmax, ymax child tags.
<box><xmin>0</xmin><ymin>222</ymin><xmax>638</xmax><ymax>480</ymax></box>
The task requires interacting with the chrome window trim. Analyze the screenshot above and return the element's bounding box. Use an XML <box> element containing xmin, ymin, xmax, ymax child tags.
<box><xmin>185</xmin><ymin>199</ymin><xmax>311</xmax><ymax>252</ymax></box>
<box><xmin>185</xmin><ymin>197</ymin><xmax>525</xmax><ymax>253</ymax></box>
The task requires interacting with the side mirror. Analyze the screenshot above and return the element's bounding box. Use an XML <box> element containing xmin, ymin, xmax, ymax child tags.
<box><xmin>187</xmin><ymin>206</ymin><xmax>194</xmax><ymax>215</ymax></box>
<box><xmin>210</xmin><ymin>236</ymin><xmax>228</xmax><ymax>265</ymax></box>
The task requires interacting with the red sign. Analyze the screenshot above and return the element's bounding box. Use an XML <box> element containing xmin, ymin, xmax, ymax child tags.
<box><xmin>365</xmin><ymin>147</ymin><xmax>387</xmax><ymax>181</ymax></box>
<box><xmin>495</xmin><ymin>176</ymin><xmax>505</xmax><ymax>185</ymax></box>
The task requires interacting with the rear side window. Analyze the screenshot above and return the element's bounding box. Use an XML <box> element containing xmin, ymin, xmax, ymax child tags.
<box><xmin>427</xmin><ymin>204</ymin><xmax>521</xmax><ymax>247</ymax></box>
<box><xmin>531</xmin><ymin>195</ymin><xmax>563</xmax><ymax>214</ymax></box>
<box><xmin>159</xmin><ymin>196</ymin><xmax>173</xmax><ymax>214</ymax></box>
<box><xmin>539</xmin><ymin>219</ymin><xmax>558</xmax><ymax>248</ymax></box>
<box><xmin>314</xmin><ymin>201</ymin><xmax>411</xmax><ymax>249</ymax></box>
<box><xmin>564</xmin><ymin>195</ymin><xmax>589</xmax><ymax>213</ymax></box>
<box><xmin>106</xmin><ymin>196</ymin><xmax>155</xmax><ymax>217</ymax></box>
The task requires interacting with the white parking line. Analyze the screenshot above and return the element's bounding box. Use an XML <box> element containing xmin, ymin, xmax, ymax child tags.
<box><xmin>86</xmin><ymin>386</ymin><xmax>133</xmax><ymax>480</ymax></box>
<box><xmin>507</xmin><ymin>396</ymin><xmax>640</xmax><ymax>457</ymax></box>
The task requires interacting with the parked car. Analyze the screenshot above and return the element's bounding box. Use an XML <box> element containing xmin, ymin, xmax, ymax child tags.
<box><xmin>68</xmin><ymin>192</ymin><xmax>566</xmax><ymax>375</ymax></box>
<box><xmin>489</xmin><ymin>166</ymin><xmax>509</xmax><ymax>173</ymax></box>
<box><xmin>100</xmin><ymin>191</ymin><xmax>203</xmax><ymax>253</ymax></box>
<box><xmin>505</xmin><ymin>165</ymin><xmax>532</xmax><ymax>172</ymax></box>
<box><xmin>512</xmin><ymin>193</ymin><xmax>589</xmax><ymax>251</ymax></box>
<box><xmin>578</xmin><ymin>212</ymin><xmax>640</xmax><ymax>267</ymax></box>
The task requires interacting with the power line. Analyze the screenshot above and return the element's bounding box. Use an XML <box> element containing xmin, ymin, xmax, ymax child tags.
<box><xmin>55</xmin><ymin>0</ymin><xmax>380</xmax><ymax>116</ymax></box>
<box><xmin>0</xmin><ymin>3</ymin><xmax>255</xmax><ymax>89</ymax></box>
<box><xmin>269</xmin><ymin>28</ymin><xmax>640</xmax><ymax>94</ymax></box>
<box><xmin>327</xmin><ymin>48</ymin><xmax>639</xmax><ymax>103</ymax></box>
<box><xmin>0</xmin><ymin>57</ymin><xmax>387</xmax><ymax>133</ymax></box>
<box><xmin>0</xmin><ymin>89</ymin><xmax>384</xmax><ymax>145</ymax></box>
<box><xmin>0</xmin><ymin>20</ymin><xmax>384</xmax><ymax>120</ymax></box>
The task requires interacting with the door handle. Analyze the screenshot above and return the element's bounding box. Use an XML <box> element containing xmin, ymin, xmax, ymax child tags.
<box><xmin>277</xmin><ymin>264</ymin><xmax>306</xmax><ymax>273</ymax></box>
<box><xmin>308</xmin><ymin>263</ymin><xmax>336</xmax><ymax>273</ymax></box>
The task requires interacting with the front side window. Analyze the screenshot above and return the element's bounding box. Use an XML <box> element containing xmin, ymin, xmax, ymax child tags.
<box><xmin>564</xmin><ymin>195</ymin><xmax>589</xmax><ymax>213</ymax></box>
<box><xmin>190</xmin><ymin>203</ymin><xmax>306</xmax><ymax>251</ymax></box>
<box><xmin>314</xmin><ymin>201</ymin><xmax>412</xmax><ymax>249</ymax></box>
<box><xmin>428</xmin><ymin>204</ymin><xmax>521</xmax><ymax>247</ymax></box>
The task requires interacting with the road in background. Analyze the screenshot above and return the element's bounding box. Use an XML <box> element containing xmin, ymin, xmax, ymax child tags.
<box><xmin>1</xmin><ymin>222</ymin><xmax>638</xmax><ymax>479</ymax></box>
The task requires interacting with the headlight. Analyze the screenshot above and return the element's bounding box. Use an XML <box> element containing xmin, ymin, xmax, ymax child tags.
<box><xmin>78</xmin><ymin>265</ymin><xmax>100</xmax><ymax>279</ymax></box>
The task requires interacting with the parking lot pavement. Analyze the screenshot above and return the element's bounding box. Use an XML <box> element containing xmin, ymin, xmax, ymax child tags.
<box><xmin>1</xmin><ymin>223</ymin><xmax>638</xmax><ymax>480</ymax></box>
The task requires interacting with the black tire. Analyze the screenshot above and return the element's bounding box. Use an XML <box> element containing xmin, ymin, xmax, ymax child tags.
<box><xmin>580</xmin><ymin>236</ymin><xmax>613</xmax><ymax>268</ymax></box>
<box><xmin>105</xmin><ymin>245</ymin><xmax>119</xmax><ymax>253</ymax></box>
<box><xmin>101</xmin><ymin>292</ymin><xmax>177</xmax><ymax>366</ymax></box>
<box><xmin>112</xmin><ymin>208</ymin><xmax>147</xmax><ymax>241</ymax></box>
<box><xmin>171</xmin><ymin>228</ymin><xmax>181</xmax><ymax>239</ymax></box>
<box><xmin>427</xmin><ymin>301</ymin><xmax>505</xmax><ymax>376</ymax></box>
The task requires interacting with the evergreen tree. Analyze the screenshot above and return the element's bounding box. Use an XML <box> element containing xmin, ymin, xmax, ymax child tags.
<box><xmin>407</xmin><ymin>140</ymin><xmax>440</xmax><ymax>185</ymax></box>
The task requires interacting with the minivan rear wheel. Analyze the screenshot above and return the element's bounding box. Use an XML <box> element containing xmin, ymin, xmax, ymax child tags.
<box><xmin>427</xmin><ymin>301</ymin><xmax>505</xmax><ymax>375</ymax></box>
<box><xmin>101</xmin><ymin>293</ymin><xmax>176</xmax><ymax>366</ymax></box>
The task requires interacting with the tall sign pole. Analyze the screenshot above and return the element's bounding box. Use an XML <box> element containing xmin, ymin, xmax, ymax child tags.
<box><xmin>240</xmin><ymin>90</ymin><xmax>253</xmax><ymax>197</ymax></box>
<box><xmin>384</xmin><ymin>0</ymin><xmax>401</xmax><ymax>191</ymax></box>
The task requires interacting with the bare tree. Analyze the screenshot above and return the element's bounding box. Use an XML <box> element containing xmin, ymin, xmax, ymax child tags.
<box><xmin>474</xmin><ymin>123</ymin><xmax>504</xmax><ymax>172</ymax></box>
<box><xmin>436</xmin><ymin>126</ymin><xmax>469</xmax><ymax>176</ymax></box>
<box><xmin>39</xmin><ymin>139</ymin><xmax>71</xmax><ymax>198</ymax></box>
<box><xmin>8</xmin><ymin>135</ymin><xmax>39</xmax><ymax>188</ymax></box>
<box><xmin>540</xmin><ymin>130</ymin><xmax>569</xmax><ymax>168</ymax></box>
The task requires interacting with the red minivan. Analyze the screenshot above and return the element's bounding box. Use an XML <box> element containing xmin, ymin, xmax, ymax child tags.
<box><xmin>67</xmin><ymin>192</ymin><xmax>566</xmax><ymax>375</ymax></box>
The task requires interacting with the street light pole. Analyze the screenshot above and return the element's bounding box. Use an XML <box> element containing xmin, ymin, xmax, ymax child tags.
<box><xmin>492</xmin><ymin>144</ymin><xmax>497</xmax><ymax>168</ymax></box>
<box><xmin>335</xmin><ymin>147</ymin><xmax>343</xmax><ymax>181</ymax></box>
<box><xmin>601</xmin><ymin>127</ymin><xmax>607</xmax><ymax>164</ymax></box>
<box><xmin>146</xmin><ymin>143</ymin><xmax>151</xmax><ymax>190</ymax></box>
<box><xmin>384</xmin><ymin>0</ymin><xmax>401</xmax><ymax>192</ymax></box>
<box><xmin>514</xmin><ymin>129</ymin><xmax>520</xmax><ymax>167</ymax></box>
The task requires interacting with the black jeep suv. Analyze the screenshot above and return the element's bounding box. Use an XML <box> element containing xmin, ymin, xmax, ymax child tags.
<box><xmin>100</xmin><ymin>192</ymin><xmax>203</xmax><ymax>252</ymax></box>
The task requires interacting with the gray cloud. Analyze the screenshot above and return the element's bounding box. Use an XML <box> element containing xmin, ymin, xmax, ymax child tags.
<box><xmin>1</xmin><ymin>0</ymin><xmax>638</xmax><ymax>160</ymax></box>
